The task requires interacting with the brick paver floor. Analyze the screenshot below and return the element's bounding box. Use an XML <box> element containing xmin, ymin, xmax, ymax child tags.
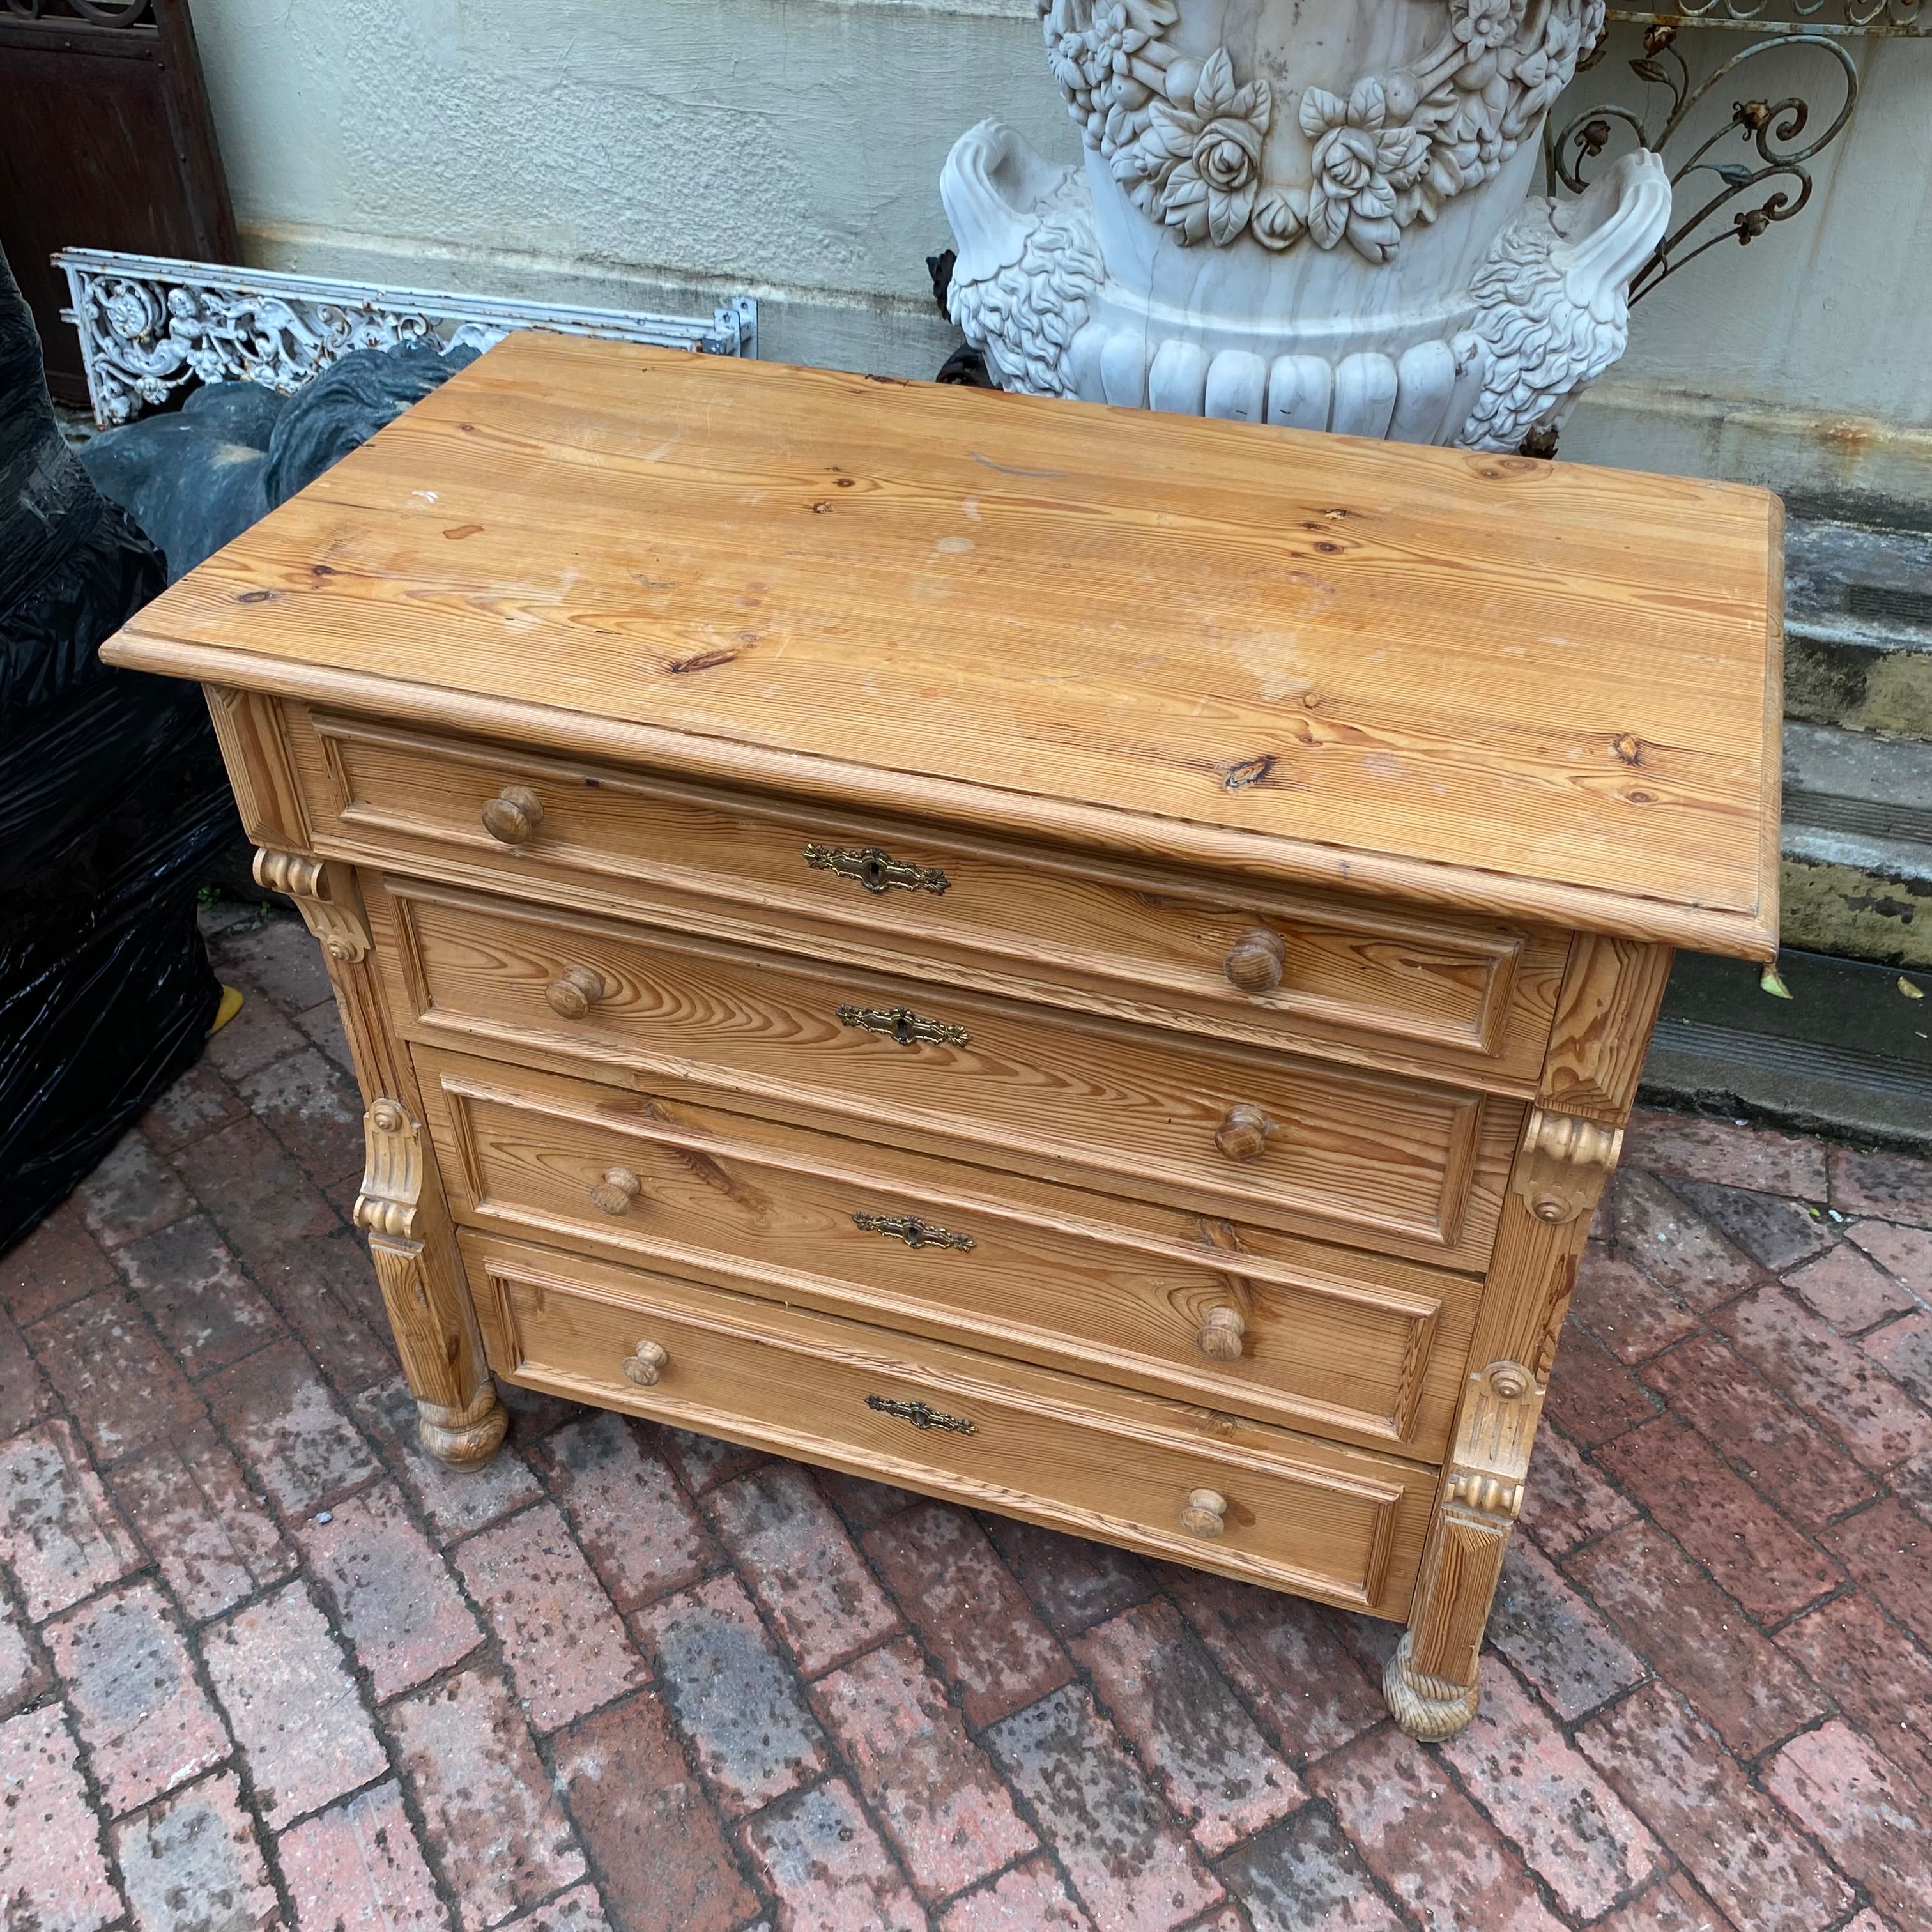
<box><xmin>4</xmin><ymin>901</ymin><xmax>1929</xmax><ymax>1932</ymax></box>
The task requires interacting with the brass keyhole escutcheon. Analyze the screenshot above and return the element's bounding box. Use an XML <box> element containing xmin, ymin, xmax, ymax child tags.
<box><xmin>1195</xmin><ymin>1305</ymin><xmax>1246</xmax><ymax>1361</ymax></box>
<box><xmin>622</xmin><ymin>1340</ymin><xmax>668</xmax><ymax>1386</ymax></box>
<box><xmin>545</xmin><ymin>964</ymin><xmax>607</xmax><ymax>1020</ymax></box>
<box><xmin>1215</xmin><ymin>1103</ymin><xmax>1273</xmax><ymax>1163</ymax></box>
<box><xmin>1223</xmin><ymin>928</ymin><xmax>1285</xmax><ymax>994</ymax></box>
<box><xmin>481</xmin><ymin>785</ymin><xmax>544</xmax><ymax>845</ymax></box>
<box><xmin>590</xmin><ymin>1167</ymin><xmax>643</xmax><ymax>1216</ymax></box>
<box><xmin>1179</xmin><ymin>1488</ymin><xmax>1228</xmax><ymax>1539</ymax></box>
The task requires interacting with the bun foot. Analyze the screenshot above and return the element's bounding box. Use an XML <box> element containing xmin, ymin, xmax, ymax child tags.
<box><xmin>417</xmin><ymin>1386</ymin><xmax>509</xmax><ymax>1468</ymax></box>
<box><xmin>1383</xmin><ymin>1632</ymin><xmax>1481</xmax><ymax>1740</ymax></box>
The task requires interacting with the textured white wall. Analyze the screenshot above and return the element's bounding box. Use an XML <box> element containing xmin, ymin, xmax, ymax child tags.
<box><xmin>187</xmin><ymin>0</ymin><xmax>1932</xmax><ymax>491</ymax></box>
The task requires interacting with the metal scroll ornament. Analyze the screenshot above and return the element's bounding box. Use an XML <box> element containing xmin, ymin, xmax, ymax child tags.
<box><xmin>1547</xmin><ymin>6</ymin><xmax>1896</xmax><ymax>302</ymax></box>
<box><xmin>865</xmin><ymin>1394</ymin><xmax>978</xmax><ymax>1434</ymax></box>
<box><xmin>54</xmin><ymin>249</ymin><xmax>758</xmax><ymax>427</ymax></box>
<box><xmin>836</xmin><ymin>1004</ymin><xmax>971</xmax><ymax>1048</ymax></box>
<box><xmin>852</xmin><ymin>1212</ymin><xmax>977</xmax><ymax>1251</ymax></box>
<box><xmin>804</xmin><ymin>843</ymin><xmax>951</xmax><ymax>896</ymax></box>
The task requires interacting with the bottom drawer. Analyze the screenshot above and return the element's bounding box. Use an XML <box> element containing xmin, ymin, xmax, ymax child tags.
<box><xmin>464</xmin><ymin>1231</ymin><xmax>1437</xmax><ymax>1618</ymax></box>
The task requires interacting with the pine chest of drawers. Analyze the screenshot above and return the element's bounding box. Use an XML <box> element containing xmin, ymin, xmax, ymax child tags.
<box><xmin>105</xmin><ymin>333</ymin><xmax>1782</xmax><ymax>1736</ymax></box>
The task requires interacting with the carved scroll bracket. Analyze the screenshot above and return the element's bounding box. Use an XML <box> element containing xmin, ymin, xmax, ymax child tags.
<box><xmin>1384</xmin><ymin>1356</ymin><xmax>1542</xmax><ymax>1738</ymax></box>
<box><xmin>254</xmin><ymin>846</ymin><xmax>371</xmax><ymax>964</ymax></box>
<box><xmin>1443</xmin><ymin>1358</ymin><xmax>1544</xmax><ymax>1522</ymax></box>
<box><xmin>353</xmin><ymin>1098</ymin><xmax>424</xmax><ymax>1243</ymax></box>
<box><xmin>1511</xmin><ymin>1107</ymin><xmax>1623</xmax><ymax>1225</ymax></box>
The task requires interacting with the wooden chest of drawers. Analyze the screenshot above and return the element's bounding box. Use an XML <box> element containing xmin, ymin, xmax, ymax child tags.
<box><xmin>104</xmin><ymin>333</ymin><xmax>1782</xmax><ymax>1737</ymax></box>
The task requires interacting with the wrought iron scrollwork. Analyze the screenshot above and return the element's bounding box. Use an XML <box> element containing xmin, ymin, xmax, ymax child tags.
<box><xmin>54</xmin><ymin>249</ymin><xmax>758</xmax><ymax>426</ymax></box>
<box><xmin>1550</xmin><ymin>4</ymin><xmax>1922</xmax><ymax>297</ymax></box>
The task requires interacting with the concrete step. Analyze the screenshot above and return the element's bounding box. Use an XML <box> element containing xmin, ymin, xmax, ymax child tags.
<box><xmin>1781</xmin><ymin>721</ymin><xmax>1932</xmax><ymax>967</ymax></box>
<box><xmin>1643</xmin><ymin>947</ymin><xmax>1932</xmax><ymax>1155</ymax></box>
<box><xmin>1784</xmin><ymin>505</ymin><xmax>1932</xmax><ymax>741</ymax></box>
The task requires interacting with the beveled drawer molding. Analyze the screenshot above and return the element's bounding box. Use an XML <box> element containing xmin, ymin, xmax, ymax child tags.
<box><xmin>413</xmin><ymin>1045</ymin><xmax>1480</xmax><ymax>1456</ymax></box>
<box><xmin>287</xmin><ymin>709</ymin><xmax>1567</xmax><ymax>1093</ymax></box>
<box><xmin>110</xmin><ymin>335</ymin><xmax>1781</xmax><ymax>1739</ymax></box>
<box><xmin>464</xmin><ymin>1232</ymin><xmax>1436</xmax><ymax>1616</ymax></box>
<box><xmin>376</xmin><ymin>878</ymin><xmax>1519</xmax><ymax>1268</ymax></box>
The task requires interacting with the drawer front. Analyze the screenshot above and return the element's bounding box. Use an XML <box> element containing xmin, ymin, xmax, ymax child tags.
<box><xmin>465</xmin><ymin>1232</ymin><xmax>1435</xmax><ymax>1616</ymax></box>
<box><xmin>298</xmin><ymin>713</ymin><xmax>1563</xmax><ymax>1086</ymax></box>
<box><xmin>381</xmin><ymin>880</ymin><xmax>1520</xmax><ymax>1267</ymax></box>
<box><xmin>417</xmin><ymin>1046</ymin><xmax>1480</xmax><ymax>1457</ymax></box>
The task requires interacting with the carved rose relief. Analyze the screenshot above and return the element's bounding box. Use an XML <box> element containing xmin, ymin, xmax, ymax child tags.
<box><xmin>1036</xmin><ymin>0</ymin><xmax>1605</xmax><ymax>262</ymax></box>
<box><xmin>1118</xmin><ymin>49</ymin><xmax>1273</xmax><ymax>245</ymax></box>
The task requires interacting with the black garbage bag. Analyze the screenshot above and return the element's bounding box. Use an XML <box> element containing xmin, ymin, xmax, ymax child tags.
<box><xmin>1</xmin><ymin>245</ymin><xmax>236</xmax><ymax>1252</ymax></box>
<box><xmin>82</xmin><ymin>339</ymin><xmax>480</xmax><ymax>583</ymax></box>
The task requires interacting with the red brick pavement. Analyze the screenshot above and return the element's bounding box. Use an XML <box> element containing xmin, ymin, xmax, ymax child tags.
<box><xmin>3</xmin><ymin>901</ymin><xmax>1929</xmax><ymax>1932</ymax></box>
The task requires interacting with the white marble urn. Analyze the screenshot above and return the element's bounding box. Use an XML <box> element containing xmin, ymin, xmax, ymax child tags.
<box><xmin>942</xmin><ymin>0</ymin><xmax>1671</xmax><ymax>448</ymax></box>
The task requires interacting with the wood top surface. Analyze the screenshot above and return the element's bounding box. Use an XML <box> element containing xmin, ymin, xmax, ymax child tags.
<box><xmin>106</xmin><ymin>330</ymin><xmax>1783</xmax><ymax>957</ymax></box>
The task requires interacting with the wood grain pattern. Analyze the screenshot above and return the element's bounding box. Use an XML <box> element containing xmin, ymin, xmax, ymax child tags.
<box><xmin>1537</xmin><ymin>934</ymin><xmax>1676</xmax><ymax>1121</ymax></box>
<box><xmin>387</xmin><ymin>878</ymin><xmax>1520</xmax><ymax>1266</ymax></box>
<box><xmin>105</xmin><ymin>334</ymin><xmax>1782</xmax><ymax>958</ymax></box>
<box><xmin>204</xmin><ymin>686</ymin><xmax>308</xmax><ymax>850</ymax></box>
<box><xmin>288</xmin><ymin>709</ymin><xmax>1565</xmax><ymax>1090</ymax></box>
<box><xmin>414</xmin><ymin>1044</ymin><xmax>1479</xmax><ymax>1457</ymax></box>
<box><xmin>286</xmin><ymin>855</ymin><xmax>497</xmax><ymax>1439</ymax></box>
<box><xmin>466</xmin><ymin>1229</ymin><xmax>1435</xmax><ymax>1617</ymax></box>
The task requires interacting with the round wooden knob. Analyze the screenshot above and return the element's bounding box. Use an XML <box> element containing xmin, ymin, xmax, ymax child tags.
<box><xmin>480</xmin><ymin>785</ymin><xmax>544</xmax><ymax>845</ymax></box>
<box><xmin>544</xmin><ymin>964</ymin><xmax>606</xmax><ymax>1019</ymax></box>
<box><xmin>1214</xmin><ymin>1103</ymin><xmax>1273</xmax><ymax>1163</ymax></box>
<box><xmin>621</xmin><ymin>1340</ymin><xmax>668</xmax><ymax>1387</ymax></box>
<box><xmin>1223</xmin><ymin>928</ymin><xmax>1285</xmax><ymax>994</ymax></box>
<box><xmin>1179</xmin><ymin>1488</ymin><xmax>1227</xmax><ymax>1540</ymax></box>
<box><xmin>1195</xmin><ymin>1306</ymin><xmax>1246</xmax><ymax>1361</ymax></box>
<box><xmin>589</xmin><ymin>1167</ymin><xmax>642</xmax><ymax>1216</ymax></box>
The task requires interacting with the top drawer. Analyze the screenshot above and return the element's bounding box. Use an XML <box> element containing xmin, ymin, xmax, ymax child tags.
<box><xmin>289</xmin><ymin>712</ymin><xmax>1564</xmax><ymax>1088</ymax></box>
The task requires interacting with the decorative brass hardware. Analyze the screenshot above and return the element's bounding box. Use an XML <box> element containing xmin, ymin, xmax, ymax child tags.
<box><xmin>1214</xmin><ymin>1103</ymin><xmax>1274</xmax><ymax>1162</ymax></box>
<box><xmin>836</xmin><ymin>1004</ymin><xmax>970</xmax><ymax>1048</ymax></box>
<box><xmin>590</xmin><ymin>1167</ymin><xmax>643</xmax><ymax>1216</ymax></box>
<box><xmin>1223</xmin><ymin>928</ymin><xmax>1286</xmax><ymax>994</ymax></box>
<box><xmin>864</xmin><ymin>1394</ymin><xmax>976</xmax><ymax>1434</ymax></box>
<box><xmin>1179</xmin><ymin>1487</ymin><xmax>1228</xmax><ymax>1538</ymax></box>
<box><xmin>1195</xmin><ymin>1305</ymin><xmax>1246</xmax><ymax>1361</ymax></box>
<box><xmin>852</xmin><ymin>1211</ymin><xmax>974</xmax><ymax>1252</ymax></box>
<box><xmin>481</xmin><ymin>785</ymin><xmax>544</xmax><ymax>845</ymax></box>
<box><xmin>622</xmin><ymin>1340</ymin><xmax>669</xmax><ymax>1386</ymax></box>
<box><xmin>1512</xmin><ymin>1108</ymin><xmax>1623</xmax><ymax>1225</ymax></box>
<box><xmin>804</xmin><ymin>843</ymin><xmax>950</xmax><ymax>896</ymax></box>
<box><xmin>546</xmin><ymin>965</ymin><xmax>607</xmax><ymax>1020</ymax></box>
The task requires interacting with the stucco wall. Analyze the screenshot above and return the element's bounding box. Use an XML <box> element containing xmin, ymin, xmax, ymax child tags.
<box><xmin>187</xmin><ymin>0</ymin><xmax>1932</xmax><ymax>494</ymax></box>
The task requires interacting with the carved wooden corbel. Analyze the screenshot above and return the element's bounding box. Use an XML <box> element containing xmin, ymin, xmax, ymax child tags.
<box><xmin>351</xmin><ymin>1098</ymin><xmax>507</xmax><ymax>1468</ymax></box>
<box><xmin>353</xmin><ymin>1098</ymin><xmax>422</xmax><ymax>1241</ymax></box>
<box><xmin>1510</xmin><ymin>1107</ymin><xmax>1623</xmax><ymax>1226</ymax></box>
<box><xmin>1440</xmin><ymin>1359</ymin><xmax>1542</xmax><ymax>1524</ymax></box>
<box><xmin>253</xmin><ymin>845</ymin><xmax>369</xmax><ymax>964</ymax></box>
<box><xmin>1384</xmin><ymin>1358</ymin><xmax>1542</xmax><ymax>1740</ymax></box>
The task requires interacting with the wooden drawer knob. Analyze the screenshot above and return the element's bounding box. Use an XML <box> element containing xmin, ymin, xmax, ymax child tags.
<box><xmin>544</xmin><ymin>964</ymin><xmax>606</xmax><ymax>1019</ymax></box>
<box><xmin>481</xmin><ymin>785</ymin><xmax>544</xmax><ymax>845</ymax></box>
<box><xmin>1179</xmin><ymin>1488</ymin><xmax>1227</xmax><ymax>1539</ymax></box>
<box><xmin>589</xmin><ymin>1167</ymin><xmax>643</xmax><ymax>1216</ymax></box>
<box><xmin>1214</xmin><ymin>1103</ymin><xmax>1273</xmax><ymax>1162</ymax></box>
<box><xmin>1195</xmin><ymin>1305</ymin><xmax>1246</xmax><ymax>1361</ymax></box>
<box><xmin>621</xmin><ymin>1340</ymin><xmax>669</xmax><ymax>1386</ymax></box>
<box><xmin>1223</xmin><ymin>928</ymin><xmax>1286</xmax><ymax>994</ymax></box>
